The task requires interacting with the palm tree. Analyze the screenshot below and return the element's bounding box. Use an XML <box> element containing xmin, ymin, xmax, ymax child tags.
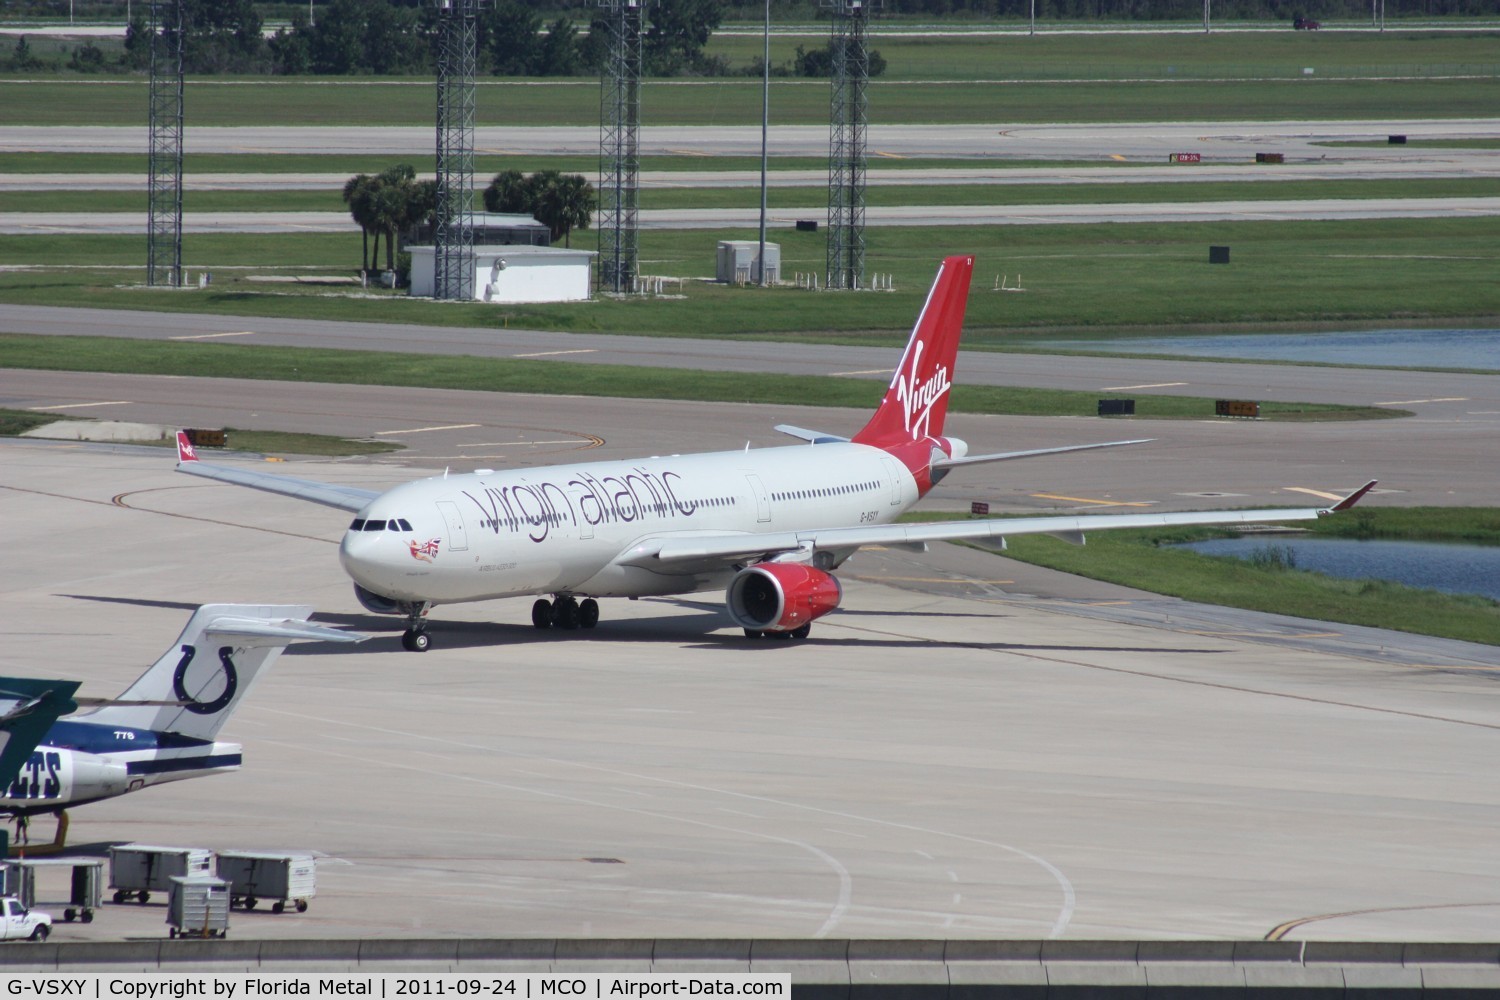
<box><xmin>482</xmin><ymin>169</ymin><xmax>529</xmax><ymax>214</ymax></box>
<box><xmin>342</xmin><ymin>173</ymin><xmax>376</xmax><ymax>275</ymax></box>
<box><xmin>527</xmin><ymin>170</ymin><xmax>597</xmax><ymax>247</ymax></box>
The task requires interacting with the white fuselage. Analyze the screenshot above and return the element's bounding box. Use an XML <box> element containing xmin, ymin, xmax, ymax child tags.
<box><xmin>0</xmin><ymin>727</ymin><xmax>242</xmax><ymax>816</ymax></box>
<box><xmin>339</xmin><ymin>442</ymin><xmax>919</xmax><ymax>605</ymax></box>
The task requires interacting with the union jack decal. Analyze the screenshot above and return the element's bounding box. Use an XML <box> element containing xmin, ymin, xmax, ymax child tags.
<box><xmin>409</xmin><ymin>538</ymin><xmax>441</xmax><ymax>562</ymax></box>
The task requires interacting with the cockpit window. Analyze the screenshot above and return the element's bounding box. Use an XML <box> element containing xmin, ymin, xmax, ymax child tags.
<box><xmin>396</xmin><ymin>518</ymin><xmax>413</xmax><ymax>531</ymax></box>
<box><xmin>349</xmin><ymin>519</ymin><xmax>366</xmax><ymax>531</ymax></box>
<box><xmin>363</xmin><ymin>520</ymin><xmax>387</xmax><ymax>531</ymax></box>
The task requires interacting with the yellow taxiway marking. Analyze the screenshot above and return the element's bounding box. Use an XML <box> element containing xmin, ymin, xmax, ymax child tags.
<box><xmin>830</xmin><ymin>368</ymin><xmax>895</xmax><ymax>377</ymax></box>
<box><xmin>1032</xmin><ymin>492</ymin><xmax>1153</xmax><ymax>507</ymax></box>
<box><xmin>30</xmin><ymin>400</ymin><xmax>130</xmax><ymax>410</ymax></box>
<box><xmin>1101</xmin><ymin>381</ymin><xmax>1187</xmax><ymax>391</ymax></box>
<box><xmin>1375</xmin><ymin>396</ymin><xmax>1468</xmax><ymax>405</ymax></box>
<box><xmin>513</xmin><ymin>349</ymin><xmax>597</xmax><ymax>358</ymax></box>
<box><xmin>1283</xmin><ymin>486</ymin><xmax>1346</xmax><ymax>502</ymax></box>
<box><xmin>374</xmin><ymin>423</ymin><xmax>482</xmax><ymax>436</ymax></box>
<box><xmin>1109</xmin><ymin>154</ymin><xmax>1127</xmax><ymax>161</ymax></box>
<box><xmin>169</xmin><ymin>331</ymin><xmax>255</xmax><ymax>341</ymax></box>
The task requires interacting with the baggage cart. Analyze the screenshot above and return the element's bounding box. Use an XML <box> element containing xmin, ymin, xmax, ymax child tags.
<box><xmin>215</xmin><ymin>850</ymin><xmax>316</xmax><ymax>913</ymax></box>
<box><xmin>166</xmin><ymin>875</ymin><xmax>229</xmax><ymax>939</ymax></box>
<box><xmin>108</xmin><ymin>845</ymin><xmax>212</xmax><ymax>905</ymax></box>
<box><xmin>8</xmin><ymin>859</ymin><xmax>103</xmax><ymax>922</ymax></box>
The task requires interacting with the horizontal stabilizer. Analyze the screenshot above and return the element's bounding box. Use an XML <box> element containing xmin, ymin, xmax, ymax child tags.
<box><xmin>933</xmin><ymin>439</ymin><xmax>1153</xmax><ymax>469</ymax></box>
<box><xmin>775</xmin><ymin>424</ymin><xmax>850</xmax><ymax>445</ymax></box>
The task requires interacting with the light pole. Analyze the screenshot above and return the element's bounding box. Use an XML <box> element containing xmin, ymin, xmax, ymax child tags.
<box><xmin>757</xmin><ymin>0</ymin><xmax>769</xmax><ymax>286</ymax></box>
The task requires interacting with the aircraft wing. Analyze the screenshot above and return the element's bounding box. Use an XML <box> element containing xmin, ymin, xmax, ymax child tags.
<box><xmin>617</xmin><ymin>481</ymin><xmax>1377</xmax><ymax>571</ymax></box>
<box><xmin>0</xmin><ymin>679</ymin><xmax>82</xmax><ymax>793</ymax></box>
<box><xmin>174</xmin><ymin>431</ymin><xmax>380</xmax><ymax>513</ymax></box>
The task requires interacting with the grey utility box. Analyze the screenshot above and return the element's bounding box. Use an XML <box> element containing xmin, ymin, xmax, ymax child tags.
<box><xmin>167</xmin><ymin>875</ymin><xmax>230</xmax><ymax>938</ymax></box>
<box><xmin>109</xmin><ymin>845</ymin><xmax>213</xmax><ymax>904</ymax></box>
<box><xmin>216</xmin><ymin>851</ymin><xmax>316</xmax><ymax>913</ymax></box>
<box><xmin>716</xmin><ymin>240</ymin><xmax>780</xmax><ymax>284</ymax></box>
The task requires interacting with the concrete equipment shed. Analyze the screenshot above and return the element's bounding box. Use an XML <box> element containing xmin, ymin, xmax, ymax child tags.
<box><xmin>409</xmin><ymin>245</ymin><xmax>595</xmax><ymax>303</ymax></box>
<box><xmin>716</xmin><ymin>241</ymin><xmax>779</xmax><ymax>284</ymax></box>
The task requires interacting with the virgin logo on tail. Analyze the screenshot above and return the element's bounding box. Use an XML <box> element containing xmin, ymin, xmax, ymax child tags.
<box><xmin>852</xmin><ymin>255</ymin><xmax>972</xmax><ymax>450</ymax></box>
<box><xmin>893</xmin><ymin>340</ymin><xmax>952</xmax><ymax>439</ymax></box>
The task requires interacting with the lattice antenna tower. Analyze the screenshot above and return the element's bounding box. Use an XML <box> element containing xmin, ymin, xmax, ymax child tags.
<box><xmin>433</xmin><ymin>0</ymin><xmax>486</xmax><ymax>301</ymax></box>
<box><xmin>598</xmin><ymin>0</ymin><xmax>644</xmax><ymax>294</ymax></box>
<box><xmin>146</xmin><ymin>0</ymin><xmax>184</xmax><ymax>288</ymax></box>
<box><xmin>823</xmin><ymin>0</ymin><xmax>878</xmax><ymax>290</ymax></box>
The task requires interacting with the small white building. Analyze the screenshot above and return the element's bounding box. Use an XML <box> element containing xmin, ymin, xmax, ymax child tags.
<box><xmin>409</xmin><ymin>245</ymin><xmax>595</xmax><ymax>303</ymax></box>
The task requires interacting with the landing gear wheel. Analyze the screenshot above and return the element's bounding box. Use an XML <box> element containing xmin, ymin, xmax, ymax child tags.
<box><xmin>531</xmin><ymin>599</ymin><xmax>554</xmax><ymax>629</ymax></box>
<box><xmin>790</xmin><ymin>624</ymin><xmax>811</xmax><ymax>640</ymax></box>
<box><xmin>80</xmin><ymin>910</ymin><xmax>93</xmax><ymax>924</ymax></box>
<box><xmin>294</xmin><ymin>899</ymin><xmax>308</xmax><ymax>913</ymax></box>
<box><xmin>245</xmin><ymin>896</ymin><xmax>258</xmax><ymax>911</ymax></box>
<box><xmin>112</xmin><ymin>891</ymin><xmax>127</xmax><ymax>905</ymax></box>
<box><xmin>63</xmin><ymin>908</ymin><xmax>76</xmax><ymax>923</ymax></box>
<box><xmin>552</xmin><ymin>597</ymin><xmax>581</xmax><ymax>630</ymax></box>
<box><xmin>579</xmin><ymin>598</ymin><xmax>600</xmax><ymax>629</ymax></box>
<box><xmin>137</xmin><ymin>891</ymin><xmax>150</xmax><ymax>904</ymax></box>
<box><xmin>401</xmin><ymin>629</ymin><xmax>430</xmax><ymax>652</ymax></box>
<box><xmin>272</xmin><ymin>901</ymin><xmax>286</xmax><ymax>914</ymax></box>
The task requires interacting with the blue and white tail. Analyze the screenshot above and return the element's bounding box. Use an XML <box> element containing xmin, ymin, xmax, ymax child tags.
<box><xmin>73</xmin><ymin>605</ymin><xmax>360</xmax><ymax>740</ymax></box>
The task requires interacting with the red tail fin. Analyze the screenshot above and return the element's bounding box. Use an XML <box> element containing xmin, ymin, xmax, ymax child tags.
<box><xmin>852</xmin><ymin>255</ymin><xmax>974</xmax><ymax>448</ymax></box>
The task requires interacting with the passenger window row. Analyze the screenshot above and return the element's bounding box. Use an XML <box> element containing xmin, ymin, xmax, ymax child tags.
<box><xmin>772</xmin><ymin>480</ymin><xmax>876</xmax><ymax>503</ymax></box>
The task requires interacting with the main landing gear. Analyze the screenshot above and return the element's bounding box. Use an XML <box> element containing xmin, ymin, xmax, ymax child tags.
<box><xmin>532</xmin><ymin>596</ymin><xmax>600</xmax><ymax>631</ymax></box>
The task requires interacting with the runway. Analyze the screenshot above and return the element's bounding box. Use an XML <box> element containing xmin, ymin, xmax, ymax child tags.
<box><xmin>3</xmin><ymin>436</ymin><xmax>1497</xmax><ymax>946</ymax></box>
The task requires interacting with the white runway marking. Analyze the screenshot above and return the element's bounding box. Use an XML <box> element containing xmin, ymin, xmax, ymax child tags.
<box><xmin>513</xmin><ymin>349</ymin><xmax>597</xmax><ymax>358</ymax></box>
<box><xmin>1376</xmin><ymin>396</ymin><xmax>1468</xmax><ymax>405</ymax></box>
<box><xmin>1101</xmin><ymin>381</ymin><xmax>1188</xmax><ymax>390</ymax></box>
<box><xmin>29</xmin><ymin>400</ymin><xmax>129</xmax><ymax>410</ymax></box>
<box><xmin>373</xmin><ymin>423</ymin><xmax>482</xmax><ymax>436</ymax></box>
<box><xmin>168</xmin><ymin>330</ymin><xmax>254</xmax><ymax>340</ymax></box>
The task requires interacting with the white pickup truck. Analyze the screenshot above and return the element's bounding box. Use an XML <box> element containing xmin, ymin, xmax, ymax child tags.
<box><xmin>0</xmin><ymin>897</ymin><xmax>51</xmax><ymax>942</ymax></box>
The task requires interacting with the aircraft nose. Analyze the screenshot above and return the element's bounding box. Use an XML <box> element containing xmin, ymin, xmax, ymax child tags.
<box><xmin>338</xmin><ymin>528</ymin><xmax>385</xmax><ymax>586</ymax></box>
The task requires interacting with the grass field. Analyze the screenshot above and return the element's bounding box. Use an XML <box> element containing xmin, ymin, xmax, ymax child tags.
<box><xmin>6</xmin><ymin>177</ymin><xmax>1499</xmax><ymax>214</ymax></box>
<box><xmin>3</xmin><ymin>218</ymin><xmax>1496</xmax><ymax>341</ymax></box>
<box><xmin>0</xmin><ymin>333</ymin><xmax>1396</xmax><ymax>422</ymax></box>
<box><xmin>992</xmin><ymin>516</ymin><xmax>1500</xmax><ymax>645</ymax></box>
<box><xmin>6</xmin><ymin>31</ymin><xmax>1496</xmax><ymax>132</ymax></box>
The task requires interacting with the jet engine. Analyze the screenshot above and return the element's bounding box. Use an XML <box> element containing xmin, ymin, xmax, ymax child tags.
<box><xmin>725</xmin><ymin>563</ymin><xmax>842</xmax><ymax>635</ymax></box>
<box><xmin>353</xmin><ymin>583</ymin><xmax>405</xmax><ymax>616</ymax></box>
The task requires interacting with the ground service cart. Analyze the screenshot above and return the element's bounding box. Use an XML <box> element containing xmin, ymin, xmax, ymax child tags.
<box><xmin>215</xmin><ymin>850</ymin><xmax>316</xmax><ymax>913</ymax></box>
<box><xmin>108</xmin><ymin>845</ymin><xmax>213</xmax><ymax>904</ymax></box>
<box><xmin>166</xmin><ymin>875</ymin><xmax>229</xmax><ymax>939</ymax></box>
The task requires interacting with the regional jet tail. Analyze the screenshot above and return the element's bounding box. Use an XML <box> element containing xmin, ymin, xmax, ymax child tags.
<box><xmin>174</xmin><ymin>255</ymin><xmax>1375</xmax><ymax>650</ymax></box>
<box><xmin>0</xmin><ymin>605</ymin><xmax>363</xmax><ymax>849</ymax></box>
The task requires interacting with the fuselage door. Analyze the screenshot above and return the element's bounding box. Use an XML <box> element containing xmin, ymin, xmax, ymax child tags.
<box><xmin>880</xmin><ymin>456</ymin><xmax>905</xmax><ymax>505</ymax></box>
<box><xmin>568</xmin><ymin>487</ymin><xmax>594</xmax><ymax>539</ymax></box>
<box><xmin>745</xmin><ymin>474</ymin><xmax>772</xmax><ymax>523</ymax></box>
<box><xmin>435</xmin><ymin>500</ymin><xmax>469</xmax><ymax>551</ymax></box>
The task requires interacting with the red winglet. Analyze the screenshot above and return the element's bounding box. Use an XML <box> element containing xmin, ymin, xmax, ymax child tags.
<box><xmin>1328</xmin><ymin>479</ymin><xmax>1378</xmax><ymax>512</ymax></box>
<box><xmin>175</xmin><ymin>431</ymin><xmax>199</xmax><ymax>464</ymax></box>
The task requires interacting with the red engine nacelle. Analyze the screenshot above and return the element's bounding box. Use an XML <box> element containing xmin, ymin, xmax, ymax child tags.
<box><xmin>725</xmin><ymin>563</ymin><xmax>843</xmax><ymax>633</ymax></box>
